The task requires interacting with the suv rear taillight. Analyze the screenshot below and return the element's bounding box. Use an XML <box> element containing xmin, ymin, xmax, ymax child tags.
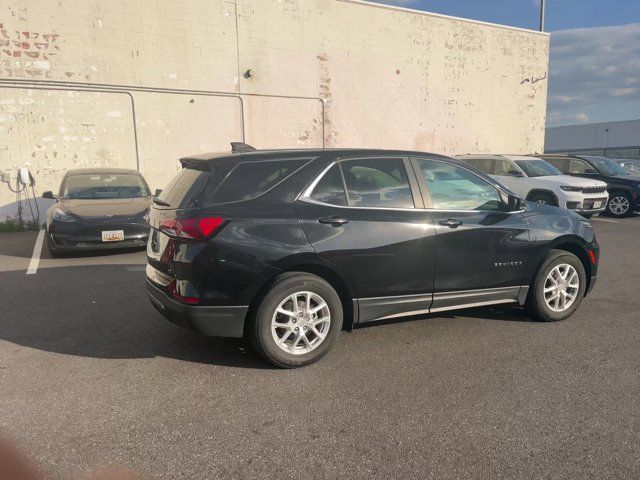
<box><xmin>168</xmin><ymin>280</ymin><xmax>199</xmax><ymax>304</ymax></box>
<box><xmin>159</xmin><ymin>216</ymin><xmax>227</xmax><ymax>240</ymax></box>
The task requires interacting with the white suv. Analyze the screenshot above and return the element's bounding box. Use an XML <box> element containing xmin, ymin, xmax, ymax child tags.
<box><xmin>458</xmin><ymin>154</ymin><xmax>609</xmax><ymax>216</ymax></box>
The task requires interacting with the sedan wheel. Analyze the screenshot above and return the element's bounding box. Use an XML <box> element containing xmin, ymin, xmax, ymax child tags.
<box><xmin>607</xmin><ymin>194</ymin><xmax>631</xmax><ymax>217</ymax></box>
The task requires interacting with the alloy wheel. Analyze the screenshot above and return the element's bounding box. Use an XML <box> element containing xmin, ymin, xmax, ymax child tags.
<box><xmin>543</xmin><ymin>263</ymin><xmax>580</xmax><ymax>312</ymax></box>
<box><xmin>608</xmin><ymin>196</ymin><xmax>630</xmax><ymax>216</ymax></box>
<box><xmin>271</xmin><ymin>291</ymin><xmax>331</xmax><ymax>355</ymax></box>
<box><xmin>535</xmin><ymin>199</ymin><xmax>548</xmax><ymax>206</ymax></box>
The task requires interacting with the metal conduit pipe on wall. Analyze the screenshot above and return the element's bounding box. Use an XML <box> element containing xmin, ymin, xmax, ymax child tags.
<box><xmin>0</xmin><ymin>78</ymin><xmax>327</xmax><ymax>151</ymax></box>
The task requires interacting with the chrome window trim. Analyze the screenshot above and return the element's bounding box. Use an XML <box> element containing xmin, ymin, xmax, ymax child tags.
<box><xmin>299</xmin><ymin>160</ymin><xmax>526</xmax><ymax>214</ymax></box>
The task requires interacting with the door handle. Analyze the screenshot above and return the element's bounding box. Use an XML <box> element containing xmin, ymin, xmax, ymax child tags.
<box><xmin>318</xmin><ymin>216</ymin><xmax>349</xmax><ymax>227</ymax></box>
<box><xmin>439</xmin><ymin>218</ymin><xmax>462</xmax><ymax>228</ymax></box>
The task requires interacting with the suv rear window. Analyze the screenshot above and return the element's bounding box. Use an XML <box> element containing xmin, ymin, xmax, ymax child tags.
<box><xmin>157</xmin><ymin>167</ymin><xmax>210</xmax><ymax>209</ymax></box>
<box><xmin>203</xmin><ymin>159</ymin><xmax>310</xmax><ymax>205</ymax></box>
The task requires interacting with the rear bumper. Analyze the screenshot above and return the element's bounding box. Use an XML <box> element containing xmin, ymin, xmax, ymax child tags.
<box><xmin>146</xmin><ymin>280</ymin><xmax>247</xmax><ymax>338</ymax></box>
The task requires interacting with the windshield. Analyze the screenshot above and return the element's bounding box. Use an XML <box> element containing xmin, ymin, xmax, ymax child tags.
<box><xmin>583</xmin><ymin>156</ymin><xmax>631</xmax><ymax>176</ymax></box>
<box><xmin>514</xmin><ymin>160</ymin><xmax>562</xmax><ymax>177</ymax></box>
<box><xmin>63</xmin><ymin>173</ymin><xmax>149</xmax><ymax>199</ymax></box>
<box><xmin>618</xmin><ymin>159</ymin><xmax>640</xmax><ymax>173</ymax></box>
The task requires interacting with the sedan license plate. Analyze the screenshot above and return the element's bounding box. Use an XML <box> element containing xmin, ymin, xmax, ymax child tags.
<box><xmin>102</xmin><ymin>230</ymin><xmax>125</xmax><ymax>242</ymax></box>
<box><xmin>593</xmin><ymin>201</ymin><xmax>602</xmax><ymax>209</ymax></box>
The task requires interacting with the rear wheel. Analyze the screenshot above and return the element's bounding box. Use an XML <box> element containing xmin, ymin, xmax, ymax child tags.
<box><xmin>526</xmin><ymin>250</ymin><xmax>586</xmax><ymax>322</ymax></box>
<box><xmin>251</xmin><ymin>273</ymin><xmax>343</xmax><ymax>368</ymax></box>
<box><xmin>606</xmin><ymin>192</ymin><xmax>632</xmax><ymax>217</ymax></box>
<box><xmin>528</xmin><ymin>192</ymin><xmax>557</xmax><ymax>207</ymax></box>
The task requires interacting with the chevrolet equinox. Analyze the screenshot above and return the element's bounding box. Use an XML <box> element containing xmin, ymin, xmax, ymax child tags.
<box><xmin>146</xmin><ymin>144</ymin><xmax>600</xmax><ymax>367</ymax></box>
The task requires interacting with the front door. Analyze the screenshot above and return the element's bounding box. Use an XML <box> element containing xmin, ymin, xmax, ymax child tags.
<box><xmin>295</xmin><ymin>157</ymin><xmax>436</xmax><ymax>323</ymax></box>
<box><xmin>411</xmin><ymin>157</ymin><xmax>531</xmax><ymax>312</ymax></box>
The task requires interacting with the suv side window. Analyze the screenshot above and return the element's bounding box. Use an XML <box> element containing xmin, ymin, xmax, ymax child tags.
<box><xmin>309</xmin><ymin>165</ymin><xmax>348</xmax><ymax>206</ymax></box>
<box><xmin>341</xmin><ymin>158</ymin><xmax>414</xmax><ymax>208</ymax></box>
<box><xmin>494</xmin><ymin>159</ymin><xmax>515</xmax><ymax>176</ymax></box>
<box><xmin>568</xmin><ymin>159</ymin><xmax>592</xmax><ymax>174</ymax></box>
<box><xmin>203</xmin><ymin>159</ymin><xmax>310</xmax><ymax>205</ymax></box>
<box><xmin>467</xmin><ymin>158</ymin><xmax>494</xmax><ymax>175</ymax></box>
<box><xmin>416</xmin><ymin>159</ymin><xmax>503</xmax><ymax>211</ymax></box>
<box><xmin>545</xmin><ymin>158</ymin><xmax>569</xmax><ymax>173</ymax></box>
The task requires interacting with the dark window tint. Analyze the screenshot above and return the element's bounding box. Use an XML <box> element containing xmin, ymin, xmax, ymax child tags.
<box><xmin>158</xmin><ymin>167</ymin><xmax>210</xmax><ymax>208</ymax></box>
<box><xmin>417</xmin><ymin>159</ymin><xmax>502</xmax><ymax>211</ymax></box>
<box><xmin>467</xmin><ymin>158</ymin><xmax>494</xmax><ymax>174</ymax></box>
<box><xmin>341</xmin><ymin>158</ymin><xmax>414</xmax><ymax>208</ymax></box>
<box><xmin>544</xmin><ymin>157</ymin><xmax>568</xmax><ymax>172</ymax></box>
<box><xmin>568</xmin><ymin>159</ymin><xmax>592</xmax><ymax>174</ymax></box>
<box><xmin>206</xmin><ymin>159</ymin><xmax>308</xmax><ymax>204</ymax></box>
<box><xmin>309</xmin><ymin>165</ymin><xmax>347</xmax><ymax>206</ymax></box>
<box><xmin>494</xmin><ymin>159</ymin><xmax>516</xmax><ymax>176</ymax></box>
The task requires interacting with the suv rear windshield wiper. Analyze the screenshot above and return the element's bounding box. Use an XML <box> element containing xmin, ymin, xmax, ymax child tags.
<box><xmin>153</xmin><ymin>197</ymin><xmax>171</xmax><ymax>207</ymax></box>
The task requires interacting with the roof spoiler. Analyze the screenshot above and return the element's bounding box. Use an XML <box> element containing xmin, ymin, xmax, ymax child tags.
<box><xmin>231</xmin><ymin>142</ymin><xmax>257</xmax><ymax>153</ymax></box>
<box><xmin>179</xmin><ymin>158</ymin><xmax>211</xmax><ymax>172</ymax></box>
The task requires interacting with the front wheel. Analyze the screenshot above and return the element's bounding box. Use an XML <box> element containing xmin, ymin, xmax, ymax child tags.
<box><xmin>528</xmin><ymin>192</ymin><xmax>557</xmax><ymax>207</ymax></box>
<box><xmin>607</xmin><ymin>192</ymin><xmax>632</xmax><ymax>217</ymax></box>
<box><xmin>251</xmin><ymin>273</ymin><xmax>343</xmax><ymax>368</ymax></box>
<box><xmin>526</xmin><ymin>250</ymin><xmax>586</xmax><ymax>322</ymax></box>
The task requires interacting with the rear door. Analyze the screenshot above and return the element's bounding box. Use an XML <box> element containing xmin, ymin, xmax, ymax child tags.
<box><xmin>411</xmin><ymin>157</ymin><xmax>531</xmax><ymax>312</ymax></box>
<box><xmin>295</xmin><ymin>156</ymin><xmax>436</xmax><ymax>323</ymax></box>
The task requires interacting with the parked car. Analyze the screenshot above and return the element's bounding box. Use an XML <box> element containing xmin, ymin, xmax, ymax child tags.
<box><xmin>43</xmin><ymin>168</ymin><xmax>152</xmax><ymax>255</ymax></box>
<box><xmin>458</xmin><ymin>154</ymin><xmax>608</xmax><ymax>216</ymax></box>
<box><xmin>146</xmin><ymin>144</ymin><xmax>599</xmax><ymax>368</ymax></box>
<box><xmin>538</xmin><ymin>154</ymin><xmax>640</xmax><ymax>217</ymax></box>
<box><xmin>614</xmin><ymin>158</ymin><xmax>640</xmax><ymax>174</ymax></box>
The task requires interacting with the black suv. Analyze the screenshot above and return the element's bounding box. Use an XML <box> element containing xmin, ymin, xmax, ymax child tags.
<box><xmin>538</xmin><ymin>154</ymin><xmax>640</xmax><ymax>217</ymax></box>
<box><xmin>146</xmin><ymin>145</ymin><xmax>599</xmax><ymax>367</ymax></box>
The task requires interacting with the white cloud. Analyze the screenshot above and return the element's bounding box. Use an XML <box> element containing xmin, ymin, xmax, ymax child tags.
<box><xmin>548</xmin><ymin>23</ymin><xmax>640</xmax><ymax>126</ymax></box>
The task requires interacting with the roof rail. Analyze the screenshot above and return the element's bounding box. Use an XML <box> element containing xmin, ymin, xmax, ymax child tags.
<box><xmin>231</xmin><ymin>142</ymin><xmax>257</xmax><ymax>153</ymax></box>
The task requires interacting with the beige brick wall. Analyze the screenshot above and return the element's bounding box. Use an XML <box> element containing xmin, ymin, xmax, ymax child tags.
<box><xmin>0</xmin><ymin>0</ymin><xmax>549</xmax><ymax>220</ymax></box>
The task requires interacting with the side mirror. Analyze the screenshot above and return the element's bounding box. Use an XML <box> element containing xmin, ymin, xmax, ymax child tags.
<box><xmin>508</xmin><ymin>170</ymin><xmax>524</xmax><ymax>177</ymax></box>
<box><xmin>42</xmin><ymin>191</ymin><xmax>56</xmax><ymax>199</ymax></box>
<box><xmin>154</xmin><ymin>188</ymin><xmax>163</xmax><ymax>197</ymax></box>
<box><xmin>507</xmin><ymin>194</ymin><xmax>522</xmax><ymax>211</ymax></box>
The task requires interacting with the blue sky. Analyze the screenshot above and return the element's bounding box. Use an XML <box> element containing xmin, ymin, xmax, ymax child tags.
<box><xmin>374</xmin><ymin>1</ymin><xmax>640</xmax><ymax>126</ymax></box>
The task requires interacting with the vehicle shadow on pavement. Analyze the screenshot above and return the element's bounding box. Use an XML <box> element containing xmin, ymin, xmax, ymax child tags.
<box><xmin>0</xmin><ymin>264</ymin><xmax>270</xmax><ymax>369</ymax></box>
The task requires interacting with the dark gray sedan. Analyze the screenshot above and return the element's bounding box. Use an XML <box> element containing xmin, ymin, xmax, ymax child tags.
<box><xmin>43</xmin><ymin>168</ymin><xmax>151</xmax><ymax>255</ymax></box>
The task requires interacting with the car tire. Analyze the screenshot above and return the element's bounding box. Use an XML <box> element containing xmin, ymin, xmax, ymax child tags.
<box><xmin>606</xmin><ymin>191</ymin><xmax>632</xmax><ymax>217</ymax></box>
<box><xmin>250</xmin><ymin>272</ymin><xmax>343</xmax><ymax>368</ymax></box>
<box><xmin>528</xmin><ymin>192</ymin><xmax>557</xmax><ymax>207</ymax></box>
<box><xmin>526</xmin><ymin>249</ymin><xmax>586</xmax><ymax>322</ymax></box>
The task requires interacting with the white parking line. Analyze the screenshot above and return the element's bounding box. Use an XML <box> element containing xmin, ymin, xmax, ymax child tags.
<box><xmin>591</xmin><ymin>217</ymin><xmax>618</xmax><ymax>223</ymax></box>
<box><xmin>26</xmin><ymin>229</ymin><xmax>45</xmax><ymax>275</ymax></box>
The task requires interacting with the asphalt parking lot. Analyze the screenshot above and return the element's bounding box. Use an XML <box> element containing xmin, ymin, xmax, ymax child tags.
<box><xmin>1</xmin><ymin>216</ymin><xmax>639</xmax><ymax>479</ymax></box>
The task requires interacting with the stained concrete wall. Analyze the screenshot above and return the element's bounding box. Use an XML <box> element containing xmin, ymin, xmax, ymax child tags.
<box><xmin>0</xmin><ymin>0</ymin><xmax>549</xmax><ymax>221</ymax></box>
